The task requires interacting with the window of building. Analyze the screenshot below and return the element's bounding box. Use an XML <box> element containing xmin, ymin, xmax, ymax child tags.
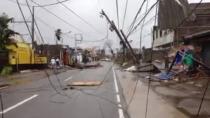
<box><xmin>164</xmin><ymin>31</ymin><xmax>167</xmax><ymax>36</ymax></box>
<box><xmin>156</xmin><ymin>30</ymin><xmax>158</xmax><ymax>38</ymax></box>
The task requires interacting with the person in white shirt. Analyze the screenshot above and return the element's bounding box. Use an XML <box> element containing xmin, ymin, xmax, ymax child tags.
<box><xmin>50</xmin><ymin>57</ymin><xmax>56</xmax><ymax>68</ymax></box>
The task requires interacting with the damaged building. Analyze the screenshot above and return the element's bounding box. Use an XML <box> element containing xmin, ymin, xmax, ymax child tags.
<box><xmin>149</xmin><ymin>0</ymin><xmax>210</xmax><ymax>73</ymax></box>
<box><xmin>153</xmin><ymin>1</ymin><xmax>210</xmax><ymax>48</ymax></box>
<box><xmin>184</xmin><ymin>30</ymin><xmax>210</xmax><ymax>71</ymax></box>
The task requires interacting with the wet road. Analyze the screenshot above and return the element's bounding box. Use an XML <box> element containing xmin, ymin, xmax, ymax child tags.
<box><xmin>0</xmin><ymin>62</ymin><xmax>128</xmax><ymax>118</ymax></box>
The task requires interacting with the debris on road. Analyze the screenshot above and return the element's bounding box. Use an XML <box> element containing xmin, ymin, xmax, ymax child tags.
<box><xmin>74</xmin><ymin>62</ymin><xmax>102</xmax><ymax>69</ymax></box>
<box><xmin>124</xmin><ymin>66</ymin><xmax>137</xmax><ymax>72</ymax></box>
<box><xmin>0</xmin><ymin>83</ymin><xmax>10</xmax><ymax>90</ymax></box>
<box><xmin>83</xmin><ymin>62</ymin><xmax>101</xmax><ymax>68</ymax></box>
<box><xmin>67</xmin><ymin>80</ymin><xmax>101</xmax><ymax>86</ymax></box>
<box><xmin>124</xmin><ymin>64</ymin><xmax>161</xmax><ymax>73</ymax></box>
<box><xmin>157</xmin><ymin>71</ymin><xmax>176</xmax><ymax>80</ymax></box>
<box><xmin>122</xmin><ymin>62</ymin><xmax>128</xmax><ymax>67</ymax></box>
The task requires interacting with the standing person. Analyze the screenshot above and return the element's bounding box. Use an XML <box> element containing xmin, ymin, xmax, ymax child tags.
<box><xmin>182</xmin><ymin>40</ymin><xmax>198</xmax><ymax>77</ymax></box>
<box><xmin>183</xmin><ymin>50</ymin><xmax>195</xmax><ymax>76</ymax></box>
<box><xmin>50</xmin><ymin>57</ymin><xmax>56</xmax><ymax>69</ymax></box>
<box><xmin>56</xmin><ymin>57</ymin><xmax>60</xmax><ymax>68</ymax></box>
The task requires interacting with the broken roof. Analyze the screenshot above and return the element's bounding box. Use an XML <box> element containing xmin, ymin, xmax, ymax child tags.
<box><xmin>158</xmin><ymin>1</ymin><xmax>210</xmax><ymax>29</ymax></box>
<box><xmin>184</xmin><ymin>30</ymin><xmax>210</xmax><ymax>41</ymax></box>
<box><xmin>190</xmin><ymin>3</ymin><xmax>210</xmax><ymax>15</ymax></box>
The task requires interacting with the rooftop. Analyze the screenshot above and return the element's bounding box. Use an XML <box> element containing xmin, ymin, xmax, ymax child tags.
<box><xmin>184</xmin><ymin>30</ymin><xmax>210</xmax><ymax>40</ymax></box>
<box><xmin>190</xmin><ymin>3</ymin><xmax>210</xmax><ymax>15</ymax></box>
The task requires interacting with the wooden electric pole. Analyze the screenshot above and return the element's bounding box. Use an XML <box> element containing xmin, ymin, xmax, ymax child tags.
<box><xmin>120</xmin><ymin>30</ymin><xmax>139</xmax><ymax>64</ymax></box>
<box><xmin>100</xmin><ymin>10</ymin><xmax>139</xmax><ymax>64</ymax></box>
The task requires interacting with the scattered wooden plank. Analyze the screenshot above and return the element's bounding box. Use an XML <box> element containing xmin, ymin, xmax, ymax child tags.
<box><xmin>67</xmin><ymin>80</ymin><xmax>101</xmax><ymax>86</ymax></box>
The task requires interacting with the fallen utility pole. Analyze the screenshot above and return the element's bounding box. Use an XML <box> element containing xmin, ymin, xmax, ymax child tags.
<box><xmin>100</xmin><ymin>10</ymin><xmax>139</xmax><ymax>64</ymax></box>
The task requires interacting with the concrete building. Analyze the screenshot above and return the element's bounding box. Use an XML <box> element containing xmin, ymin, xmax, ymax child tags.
<box><xmin>153</xmin><ymin>27</ymin><xmax>175</xmax><ymax>48</ymax></box>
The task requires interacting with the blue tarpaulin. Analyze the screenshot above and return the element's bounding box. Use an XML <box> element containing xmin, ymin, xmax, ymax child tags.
<box><xmin>158</xmin><ymin>72</ymin><xmax>176</xmax><ymax>80</ymax></box>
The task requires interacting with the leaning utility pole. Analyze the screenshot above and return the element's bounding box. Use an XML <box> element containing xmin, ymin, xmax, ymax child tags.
<box><xmin>100</xmin><ymin>10</ymin><xmax>127</xmax><ymax>50</ymax></box>
<box><xmin>120</xmin><ymin>30</ymin><xmax>139</xmax><ymax>64</ymax></box>
<box><xmin>100</xmin><ymin>10</ymin><xmax>139</xmax><ymax>64</ymax></box>
<box><xmin>100</xmin><ymin>10</ymin><xmax>127</xmax><ymax>62</ymax></box>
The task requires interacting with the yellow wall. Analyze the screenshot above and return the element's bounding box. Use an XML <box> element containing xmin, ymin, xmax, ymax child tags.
<box><xmin>6</xmin><ymin>42</ymin><xmax>32</xmax><ymax>65</ymax></box>
<box><xmin>6</xmin><ymin>42</ymin><xmax>47</xmax><ymax>65</ymax></box>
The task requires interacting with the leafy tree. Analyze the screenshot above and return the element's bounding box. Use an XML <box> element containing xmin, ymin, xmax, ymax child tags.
<box><xmin>0</xmin><ymin>13</ymin><xmax>17</xmax><ymax>50</ymax></box>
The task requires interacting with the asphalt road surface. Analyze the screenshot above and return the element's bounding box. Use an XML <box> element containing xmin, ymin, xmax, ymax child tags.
<box><xmin>0</xmin><ymin>62</ymin><xmax>129</xmax><ymax>118</ymax></box>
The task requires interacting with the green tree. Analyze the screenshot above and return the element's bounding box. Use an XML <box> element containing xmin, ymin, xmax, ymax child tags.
<box><xmin>0</xmin><ymin>13</ymin><xmax>17</xmax><ymax>50</ymax></box>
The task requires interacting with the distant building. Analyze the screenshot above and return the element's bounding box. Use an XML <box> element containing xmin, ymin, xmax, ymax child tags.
<box><xmin>36</xmin><ymin>44</ymin><xmax>74</xmax><ymax>65</ymax></box>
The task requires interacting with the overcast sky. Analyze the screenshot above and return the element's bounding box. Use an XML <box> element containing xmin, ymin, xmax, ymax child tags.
<box><xmin>1</xmin><ymin>0</ymin><xmax>210</xmax><ymax>49</ymax></box>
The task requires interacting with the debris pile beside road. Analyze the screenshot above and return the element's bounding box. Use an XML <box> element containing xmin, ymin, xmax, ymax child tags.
<box><xmin>120</xmin><ymin>56</ymin><xmax>210</xmax><ymax>85</ymax></box>
<box><xmin>123</xmin><ymin>63</ymin><xmax>160</xmax><ymax>73</ymax></box>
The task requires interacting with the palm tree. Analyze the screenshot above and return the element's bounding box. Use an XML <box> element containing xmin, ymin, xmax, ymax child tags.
<box><xmin>0</xmin><ymin>13</ymin><xmax>17</xmax><ymax>50</ymax></box>
<box><xmin>55</xmin><ymin>29</ymin><xmax>62</xmax><ymax>41</ymax></box>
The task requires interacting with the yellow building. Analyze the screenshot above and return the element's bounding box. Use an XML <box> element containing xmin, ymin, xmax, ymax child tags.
<box><xmin>5</xmin><ymin>34</ymin><xmax>47</xmax><ymax>70</ymax></box>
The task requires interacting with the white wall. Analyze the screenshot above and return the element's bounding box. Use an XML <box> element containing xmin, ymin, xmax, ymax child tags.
<box><xmin>153</xmin><ymin>29</ymin><xmax>175</xmax><ymax>47</ymax></box>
